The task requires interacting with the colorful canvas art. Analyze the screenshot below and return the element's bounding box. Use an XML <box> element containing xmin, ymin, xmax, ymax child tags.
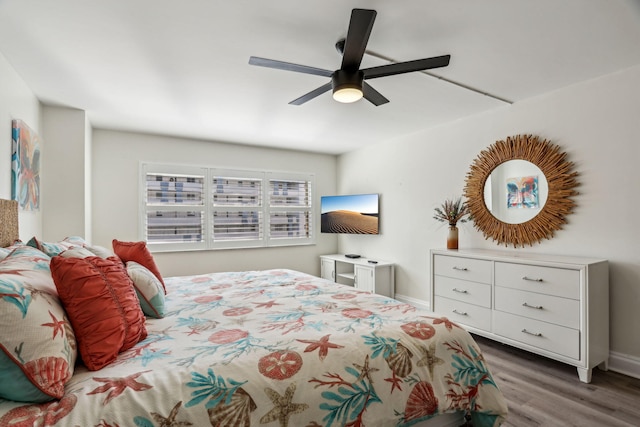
<box><xmin>11</xmin><ymin>119</ymin><xmax>41</xmax><ymax>211</ymax></box>
<box><xmin>507</xmin><ymin>175</ymin><xmax>539</xmax><ymax>209</ymax></box>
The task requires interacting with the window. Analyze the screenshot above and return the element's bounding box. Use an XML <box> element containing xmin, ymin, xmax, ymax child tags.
<box><xmin>141</xmin><ymin>163</ymin><xmax>314</xmax><ymax>251</ymax></box>
<box><xmin>268</xmin><ymin>177</ymin><xmax>312</xmax><ymax>240</ymax></box>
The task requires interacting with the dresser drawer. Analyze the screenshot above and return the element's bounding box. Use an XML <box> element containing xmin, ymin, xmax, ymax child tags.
<box><xmin>434</xmin><ymin>275</ymin><xmax>491</xmax><ymax>308</ymax></box>
<box><xmin>433</xmin><ymin>296</ymin><xmax>491</xmax><ymax>331</ymax></box>
<box><xmin>493</xmin><ymin>311</ymin><xmax>579</xmax><ymax>360</ymax></box>
<box><xmin>495</xmin><ymin>262</ymin><xmax>580</xmax><ymax>299</ymax></box>
<box><xmin>433</xmin><ymin>255</ymin><xmax>492</xmax><ymax>284</ymax></box>
<box><xmin>495</xmin><ymin>286</ymin><xmax>580</xmax><ymax>329</ymax></box>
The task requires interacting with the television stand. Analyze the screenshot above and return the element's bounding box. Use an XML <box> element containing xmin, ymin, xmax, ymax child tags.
<box><xmin>319</xmin><ymin>254</ymin><xmax>394</xmax><ymax>298</ymax></box>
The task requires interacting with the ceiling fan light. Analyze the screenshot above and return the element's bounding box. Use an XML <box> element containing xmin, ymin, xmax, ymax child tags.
<box><xmin>332</xmin><ymin>70</ymin><xmax>364</xmax><ymax>103</ymax></box>
<box><xmin>333</xmin><ymin>87</ymin><xmax>363</xmax><ymax>103</ymax></box>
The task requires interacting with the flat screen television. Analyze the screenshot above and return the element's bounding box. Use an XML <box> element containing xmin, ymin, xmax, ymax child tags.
<box><xmin>320</xmin><ymin>193</ymin><xmax>379</xmax><ymax>234</ymax></box>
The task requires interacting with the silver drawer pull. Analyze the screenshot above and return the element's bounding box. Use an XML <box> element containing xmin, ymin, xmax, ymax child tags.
<box><xmin>452</xmin><ymin>288</ymin><xmax>468</xmax><ymax>294</ymax></box>
<box><xmin>522</xmin><ymin>276</ymin><xmax>543</xmax><ymax>282</ymax></box>
<box><xmin>452</xmin><ymin>266</ymin><xmax>468</xmax><ymax>271</ymax></box>
<box><xmin>452</xmin><ymin>309</ymin><xmax>468</xmax><ymax>316</ymax></box>
<box><xmin>521</xmin><ymin>329</ymin><xmax>543</xmax><ymax>337</ymax></box>
<box><xmin>522</xmin><ymin>302</ymin><xmax>543</xmax><ymax>310</ymax></box>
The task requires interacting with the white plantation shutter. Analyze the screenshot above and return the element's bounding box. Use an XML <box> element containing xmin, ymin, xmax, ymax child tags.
<box><xmin>141</xmin><ymin>164</ymin><xmax>314</xmax><ymax>251</ymax></box>
<box><xmin>213</xmin><ymin>211</ymin><xmax>262</xmax><ymax>241</ymax></box>
<box><xmin>142</xmin><ymin>165</ymin><xmax>207</xmax><ymax>251</ymax></box>
<box><xmin>146</xmin><ymin>174</ymin><xmax>204</xmax><ymax>206</ymax></box>
<box><xmin>146</xmin><ymin>211</ymin><xmax>203</xmax><ymax>243</ymax></box>
<box><xmin>212</xmin><ymin>174</ymin><xmax>264</xmax><ymax>246</ymax></box>
<box><xmin>268</xmin><ymin>176</ymin><xmax>312</xmax><ymax>244</ymax></box>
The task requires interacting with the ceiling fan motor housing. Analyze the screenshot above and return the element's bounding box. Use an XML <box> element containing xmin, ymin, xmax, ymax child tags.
<box><xmin>332</xmin><ymin>69</ymin><xmax>365</xmax><ymax>103</ymax></box>
<box><xmin>332</xmin><ymin>69</ymin><xmax>364</xmax><ymax>92</ymax></box>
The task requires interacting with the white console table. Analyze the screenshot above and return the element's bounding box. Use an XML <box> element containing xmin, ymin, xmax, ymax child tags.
<box><xmin>320</xmin><ymin>254</ymin><xmax>394</xmax><ymax>298</ymax></box>
<box><xmin>430</xmin><ymin>248</ymin><xmax>609</xmax><ymax>383</ymax></box>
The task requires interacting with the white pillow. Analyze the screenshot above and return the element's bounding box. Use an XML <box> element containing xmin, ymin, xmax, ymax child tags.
<box><xmin>126</xmin><ymin>261</ymin><xmax>166</xmax><ymax>318</ymax></box>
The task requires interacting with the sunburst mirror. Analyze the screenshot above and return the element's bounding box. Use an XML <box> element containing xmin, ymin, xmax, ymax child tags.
<box><xmin>463</xmin><ymin>134</ymin><xmax>579</xmax><ymax>247</ymax></box>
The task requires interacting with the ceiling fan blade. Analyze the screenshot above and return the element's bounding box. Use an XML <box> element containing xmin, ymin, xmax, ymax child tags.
<box><xmin>362</xmin><ymin>82</ymin><xmax>389</xmax><ymax>106</ymax></box>
<box><xmin>362</xmin><ymin>55</ymin><xmax>451</xmax><ymax>79</ymax></box>
<box><xmin>249</xmin><ymin>56</ymin><xmax>333</xmax><ymax>77</ymax></box>
<box><xmin>289</xmin><ymin>82</ymin><xmax>333</xmax><ymax>105</ymax></box>
<box><xmin>341</xmin><ymin>9</ymin><xmax>376</xmax><ymax>72</ymax></box>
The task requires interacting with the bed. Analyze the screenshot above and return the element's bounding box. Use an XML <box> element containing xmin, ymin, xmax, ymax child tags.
<box><xmin>0</xmin><ymin>200</ymin><xmax>508</xmax><ymax>426</ymax></box>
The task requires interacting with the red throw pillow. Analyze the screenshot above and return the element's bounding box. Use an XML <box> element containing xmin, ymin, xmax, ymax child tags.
<box><xmin>51</xmin><ymin>256</ymin><xmax>147</xmax><ymax>371</ymax></box>
<box><xmin>112</xmin><ymin>239</ymin><xmax>165</xmax><ymax>293</ymax></box>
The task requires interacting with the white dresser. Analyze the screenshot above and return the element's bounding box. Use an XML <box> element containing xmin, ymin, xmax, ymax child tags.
<box><xmin>430</xmin><ymin>248</ymin><xmax>609</xmax><ymax>383</ymax></box>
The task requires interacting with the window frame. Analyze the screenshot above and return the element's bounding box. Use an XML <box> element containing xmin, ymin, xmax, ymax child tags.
<box><xmin>140</xmin><ymin>162</ymin><xmax>315</xmax><ymax>252</ymax></box>
<box><xmin>266</xmin><ymin>172</ymin><xmax>315</xmax><ymax>247</ymax></box>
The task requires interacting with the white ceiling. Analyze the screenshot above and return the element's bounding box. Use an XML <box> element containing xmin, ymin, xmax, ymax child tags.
<box><xmin>1</xmin><ymin>0</ymin><xmax>639</xmax><ymax>154</ymax></box>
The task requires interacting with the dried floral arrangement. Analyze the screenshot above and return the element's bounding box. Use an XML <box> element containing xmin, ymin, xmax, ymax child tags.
<box><xmin>433</xmin><ymin>197</ymin><xmax>470</xmax><ymax>227</ymax></box>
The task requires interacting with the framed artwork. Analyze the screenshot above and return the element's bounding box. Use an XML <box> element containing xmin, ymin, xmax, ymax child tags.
<box><xmin>11</xmin><ymin>119</ymin><xmax>41</xmax><ymax>211</ymax></box>
<box><xmin>506</xmin><ymin>175</ymin><xmax>538</xmax><ymax>209</ymax></box>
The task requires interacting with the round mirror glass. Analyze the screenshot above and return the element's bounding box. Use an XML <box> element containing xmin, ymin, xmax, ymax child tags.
<box><xmin>482</xmin><ymin>160</ymin><xmax>548</xmax><ymax>224</ymax></box>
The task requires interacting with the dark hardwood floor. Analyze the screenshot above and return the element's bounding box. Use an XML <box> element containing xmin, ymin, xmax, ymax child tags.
<box><xmin>473</xmin><ymin>334</ymin><xmax>640</xmax><ymax>427</ymax></box>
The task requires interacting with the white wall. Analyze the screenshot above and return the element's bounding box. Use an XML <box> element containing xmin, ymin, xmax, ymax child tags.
<box><xmin>337</xmin><ymin>65</ymin><xmax>640</xmax><ymax>362</ymax></box>
<box><xmin>84</xmin><ymin>116</ymin><xmax>93</xmax><ymax>243</ymax></box>
<box><xmin>92</xmin><ymin>129</ymin><xmax>338</xmax><ymax>278</ymax></box>
<box><xmin>42</xmin><ymin>106</ymin><xmax>90</xmax><ymax>241</ymax></box>
<box><xmin>0</xmin><ymin>52</ymin><xmax>42</xmax><ymax>240</ymax></box>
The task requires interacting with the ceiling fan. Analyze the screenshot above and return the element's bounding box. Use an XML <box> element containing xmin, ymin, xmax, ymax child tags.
<box><xmin>248</xmin><ymin>8</ymin><xmax>451</xmax><ymax>106</ymax></box>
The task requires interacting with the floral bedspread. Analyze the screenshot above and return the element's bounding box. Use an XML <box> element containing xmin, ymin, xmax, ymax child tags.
<box><xmin>0</xmin><ymin>269</ymin><xmax>507</xmax><ymax>426</ymax></box>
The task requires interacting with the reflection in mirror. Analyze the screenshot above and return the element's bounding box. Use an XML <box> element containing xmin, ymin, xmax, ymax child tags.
<box><xmin>483</xmin><ymin>160</ymin><xmax>548</xmax><ymax>224</ymax></box>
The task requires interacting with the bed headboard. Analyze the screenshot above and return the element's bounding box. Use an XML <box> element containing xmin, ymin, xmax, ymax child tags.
<box><xmin>0</xmin><ymin>199</ymin><xmax>19</xmax><ymax>247</ymax></box>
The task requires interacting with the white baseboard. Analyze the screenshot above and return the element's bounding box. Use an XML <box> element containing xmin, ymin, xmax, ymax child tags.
<box><xmin>394</xmin><ymin>294</ymin><xmax>640</xmax><ymax>381</ymax></box>
<box><xmin>394</xmin><ymin>293</ymin><xmax>430</xmax><ymax>311</ymax></box>
<box><xmin>608</xmin><ymin>351</ymin><xmax>640</xmax><ymax>380</ymax></box>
